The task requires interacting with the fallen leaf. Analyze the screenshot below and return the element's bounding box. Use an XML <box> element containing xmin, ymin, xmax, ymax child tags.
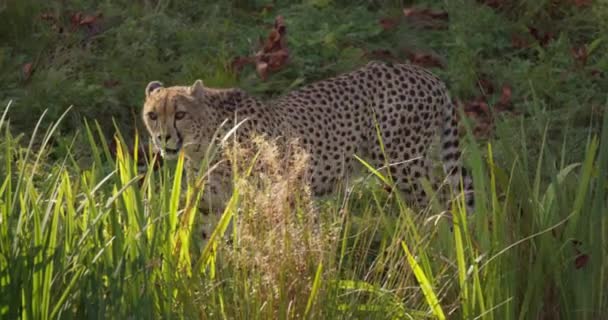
<box><xmin>477</xmin><ymin>0</ymin><xmax>507</xmax><ymax>9</ymax></box>
<box><xmin>464</xmin><ymin>98</ymin><xmax>491</xmax><ymax>117</ymax></box>
<box><xmin>70</xmin><ymin>11</ymin><xmax>102</xmax><ymax>27</ymax></box>
<box><xmin>403</xmin><ymin>7</ymin><xmax>448</xmax><ymax>20</ymax></box>
<box><xmin>232</xmin><ymin>15</ymin><xmax>289</xmax><ymax>80</ymax></box>
<box><xmin>79</xmin><ymin>13</ymin><xmax>101</xmax><ymax>26</ymax></box>
<box><xmin>574</xmin><ymin>253</ymin><xmax>589</xmax><ymax>269</ymax></box>
<box><xmin>572</xmin><ymin>0</ymin><xmax>592</xmax><ymax>7</ymax></box>
<box><xmin>496</xmin><ymin>84</ymin><xmax>513</xmax><ymax>111</ymax></box>
<box><xmin>459</xmin><ymin>97</ymin><xmax>497</xmax><ymax>138</ymax></box>
<box><xmin>474</xmin><ymin>120</ymin><xmax>494</xmax><ymax>138</ymax></box>
<box><xmin>22</xmin><ymin>62</ymin><xmax>33</xmax><ymax>81</ymax></box>
<box><xmin>39</xmin><ymin>12</ymin><xmax>56</xmax><ymax>21</ymax></box>
<box><xmin>528</xmin><ymin>26</ymin><xmax>555</xmax><ymax>47</ymax></box>
<box><xmin>230</xmin><ymin>56</ymin><xmax>255</xmax><ymax>73</ymax></box>
<box><xmin>403</xmin><ymin>50</ymin><xmax>445</xmax><ymax>69</ymax></box>
<box><xmin>70</xmin><ymin>12</ymin><xmax>83</xmax><ymax>29</ymax></box>
<box><xmin>264</xmin><ymin>49</ymin><xmax>289</xmax><ymax>71</ymax></box>
<box><xmin>69</xmin><ymin>11</ymin><xmax>103</xmax><ymax>38</ymax></box>
<box><xmin>263</xmin><ymin>30</ymin><xmax>282</xmax><ymax>52</ymax></box>
<box><xmin>103</xmin><ymin>79</ymin><xmax>120</xmax><ymax>88</ymax></box>
<box><xmin>511</xmin><ymin>34</ymin><xmax>530</xmax><ymax>49</ymax></box>
<box><xmin>364</xmin><ymin>49</ymin><xmax>400</xmax><ymax>62</ymax></box>
<box><xmin>403</xmin><ymin>7</ymin><xmax>448</xmax><ymax>29</ymax></box>
<box><xmin>275</xmin><ymin>15</ymin><xmax>286</xmax><ymax>34</ymax></box>
<box><xmin>39</xmin><ymin>11</ymin><xmax>65</xmax><ymax>34</ymax></box>
<box><xmin>571</xmin><ymin>46</ymin><xmax>588</xmax><ymax>66</ymax></box>
<box><xmin>590</xmin><ymin>69</ymin><xmax>604</xmax><ymax>78</ymax></box>
<box><xmin>477</xmin><ymin>76</ymin><xmax>495</xmax><ymax>96</ymax></box>
<box><xmin>256</xmin><ymin>61</ymin><xmax>269</xmax><ymax>80</ymax></box>
<box><xmin>262</xmin><ymin>15</ymin><xmax>286</xmax><ymax>53</ymax></box>
<box><xmin>379</xmin><ymin>17</ymin><xmax>400</xmax><ymax>31</ymax></box>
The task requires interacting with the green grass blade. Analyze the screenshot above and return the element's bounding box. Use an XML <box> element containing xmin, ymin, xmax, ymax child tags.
<box><xmin>401</xmin><ymin>241</ymin><xmax>445</xmax><ymax>320</ymax></box>
<box><xmin>304</xmin><ymin>261</ymin><xmax>323</xmax><ymax>318</ymax></box>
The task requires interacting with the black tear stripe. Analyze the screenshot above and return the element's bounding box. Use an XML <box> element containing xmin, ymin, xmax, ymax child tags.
<box><xmin>172</xmin><ymin>100</ymin><xmax>183</xmax><ymax>147</ymax></box>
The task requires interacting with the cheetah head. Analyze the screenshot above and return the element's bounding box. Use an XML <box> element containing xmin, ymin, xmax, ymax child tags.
<box><xmin>142</xmin><ymin>79</ymin><xmax>246</xmax><ymax>160</ymax></box>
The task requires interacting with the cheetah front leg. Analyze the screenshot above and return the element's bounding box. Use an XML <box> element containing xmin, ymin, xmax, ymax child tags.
<box><xmin>185</xmin><ymin>159</ymin><xmax>233</xmax><ymax>241</ymax></box>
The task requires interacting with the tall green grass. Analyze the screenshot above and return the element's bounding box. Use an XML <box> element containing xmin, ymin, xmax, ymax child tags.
<box><xmin>1</xmin><ymin>99</ymin><xmax>606</xmax><ymax>319</ymax></box>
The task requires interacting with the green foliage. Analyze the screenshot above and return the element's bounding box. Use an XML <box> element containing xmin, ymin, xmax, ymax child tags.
<box><xmin>1</xmin><ymin>0</ymin><xmax>605</xmax><ymax>138</ymax></box>
<box><xmin>0</xmin><ymin>101</ymin><xmax>607</xmax><ymax>318</ymax></box>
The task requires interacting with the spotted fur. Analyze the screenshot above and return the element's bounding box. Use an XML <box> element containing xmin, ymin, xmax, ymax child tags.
<box><xmin>143</xmin><ymin>61</ymin><xmax>474</xmax><ymax>233</ymax></box>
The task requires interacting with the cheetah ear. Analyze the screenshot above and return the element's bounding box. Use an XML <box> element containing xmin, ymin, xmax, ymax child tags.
<box><xmin>145</xmin><ymin>81</ymin><xmax>163</xmax><ymax>97</ymax></box>
<box><xmin>189</xmin><ymin>79</ymin><xmax>206</xmax><ymax>97</ymax></box>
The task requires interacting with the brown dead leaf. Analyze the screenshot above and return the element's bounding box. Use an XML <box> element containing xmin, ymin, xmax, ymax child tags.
<box><xmin>403</xmin><ymin>50</ymin><xmax>445</xmax><ymax>69</ymax></box>
<box><xmin>22</xmin><ymin>62</ymin><xmax>34</xmax><ymax>81</ymax></box>
<box><xmin>464</xmin><ymin>98</ymin><xmax>491</xmax><ymax>117</ymax></box>
<box><xmin>403</xmin><ymin>7</ymin><xmax>448</xmax><ymax>20</ymax></box>
<box><xmin>459</xmin><ymin>86</ymin><xmax>515</xmax><ymax>138</ymax></box>
<box><xmin>379</xmin><ymin>17</ymin><xmax>400</xmax><ymax>31</ymax></box>
<box><xmin>364</xmin><ymin>49</ymin><xmax>400</xmax><ymax>62</ymax></box>
<box><xmin>70</xmin><ymin>11</ymin><xmax>102</xmax><ymax>28</ymax></box>
<box><xmin>511</xmin><ymin>34</ymin><xmax>531</xmax><ymax>49</ymax></box>
<box><xmin>233</xmin><ymin>16</ymin><xmax>289</xmax><ymax>80</ymax></box>
<box><xmin>477</xmin><ymin>0</ymin><xmax>509</xmax><ymax>9</ymax></box>
<box><xmin>39</xmin><ymin>12</ymin><xmax>57</xmax><ymax>21</ymax></box>
<box><xmin>474</xmin><ymin>121</ymin><xmax>494</xmax><ymax>138</ymax></box>
<box><xmin>262</xmin><ymin>15</ymin><xmax>286</xmax><ymax>52</ymax></box>
<box><xmin>570</xmin><ymin>239</ymin><xmax>590</xmax><ymax>269</ymax></box>
<box><xmin>572</xmin><ymin>0</ymin><xmax>592</xmax><ymax>7</ymax></box>
<box><xmin>477</xmin><ymin>75</ymin><xmax>495</xmax><ymax>96</ymax></box>
<box><xmin>79</xmin><ymin>13</ymin><xmax>101</xmax><ymax>26</ymax></box>
<box><xmin>459</xmin><ymin>98</ymin><xmax>494</xmax><ymax>138</ymax></box>
<box><xmin>69</xmin><ymin>11</ymin><xmax>103</xmax><ymax>38</ymax></box>
<box><xmin>497</xmin><ymin>85</ymin><xmax>513</xmax><ymax>110</ymax></box>
<box><xmin>230</xmin><ymin>56</ymin><xmax>255</xmax><ymax>73</ymax></box>
<box><xmin>103</xmin><ymin>79</ymin><xmax>120</xmax><ymax>88</ymax></box>
<box><xmin>256</xmin><ymin>61</ymin><xmax>269</xmax><ymax>80</ymax></box>
<box><xmin>571</xmin><ymin>46</ymin><xmax>588</xmax><ymax>66</ymax></box>
<box><xmin>403</xmin><ymin>7</ymin><xmax>448</xmax><ymax>29</ymax></box>
<box><xmin>575</xmin><ymin>253</ymin><xmax>590</xmax><ymax>269</ymax></box>
<box><xmin>39</xmin><ymin>11</ymin><xmax>65</xmax><ymax>34</ymax></box>
<box><xmin>70</xmin><ymin>12</ymin><xmax>83</xmax><ymax>29</ymax></box>
<box><xmin>528</xmin><ymin>27</ymin><xmax>555</xmax><ymax>47</ymax></box>
<box><xmin>460</xmin><ymin>82</ymin><xmax>517</xmax><ymax>137</ymax></box>
<box><xmin>265</xmin><ymin>49</ymin><xmax>289</xmax><ymax>71</ymax></box>
<box><xmin>590</xmin><ymin>69</ymin><xmax>604</xmax><ymax>78</ymax></box>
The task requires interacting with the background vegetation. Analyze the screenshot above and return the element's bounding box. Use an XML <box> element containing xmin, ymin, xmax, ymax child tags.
<box><xmin>1</xmin><ymin>0</ymin><xmax>607</xmax><ymax>319</ymax></box>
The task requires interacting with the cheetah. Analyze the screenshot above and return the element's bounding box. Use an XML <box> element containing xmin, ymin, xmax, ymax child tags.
<box><xmin>142</xmin><ymin>61</ymin><xmax>474</xmax><ymax>228</ymax></box>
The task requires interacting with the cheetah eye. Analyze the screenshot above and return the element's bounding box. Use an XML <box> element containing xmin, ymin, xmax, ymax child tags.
<box><xmin>147</xmin><ymin>112</ymin><xmax>158</xmax><ymax>121</ymax></box>
<box><xmin>175</xmin><ymin>111</ymin><xmax>186</xmax><ymax>120</ymax></box>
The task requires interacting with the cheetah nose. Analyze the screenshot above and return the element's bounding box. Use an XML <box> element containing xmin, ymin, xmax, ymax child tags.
<box><xmin>157</xmin><ymin>134</ymin><xmax>171</xmax><ymax>142</ymax></box>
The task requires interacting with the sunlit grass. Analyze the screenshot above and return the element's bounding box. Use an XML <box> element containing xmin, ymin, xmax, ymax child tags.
<box><xmin>1</xmin><ymin>100</ymin><xmax>607</xmax><ymax>319</ymax></box>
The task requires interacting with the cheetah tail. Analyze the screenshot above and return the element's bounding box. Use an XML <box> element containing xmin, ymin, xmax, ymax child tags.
<box><xmin>440</xmin><ymin>95</ymin><xmax>475</xmax><ymax>215</ymax></box>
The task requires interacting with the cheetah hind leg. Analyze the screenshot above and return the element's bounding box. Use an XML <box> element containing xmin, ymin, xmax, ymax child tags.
<box><xmin>394</xmin><ymin>156</ymin><xmax>440</xmax><ymax>213</ymax></box>
<box><xmin>366</xmin><ymin>153</ymin><xmax>435</xmax><ymax>213</ymax></box>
